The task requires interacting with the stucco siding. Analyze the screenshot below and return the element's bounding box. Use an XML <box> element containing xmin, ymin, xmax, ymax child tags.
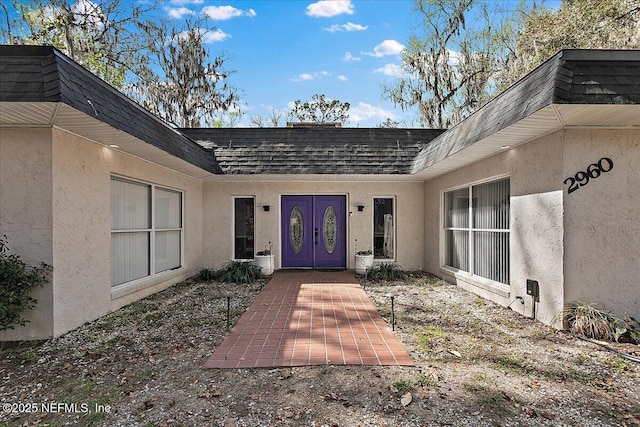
<box><xmin>0</xmin><ymin>128</ymin><xmax>54</xmax><ymax>340</ymax></box>
<box><xmin>562</xmin><ymin>129</ymin><xmax>640</xmax><ymax>321</ymax></box>
<box><xmin>424</xmin><ymin>134</ymin><xmax>565</xmax><ymax>325</ymax></box>
<box><xmin>203</xmin><ymin>181</ymin><xmax>425</xmax><ymax>271</ymax></box>
<box><xmin>50</xmin><ymin>129</ymin><xmax>204</xmax><ymax>337</ymax></box>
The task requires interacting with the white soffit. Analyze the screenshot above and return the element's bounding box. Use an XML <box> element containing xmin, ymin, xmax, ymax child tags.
<box><xmin>0</xmin><ymin>102</ymin><xmax>58</xmax><ymax>126</ymax></box>
<box><xmin>413</xmin><ymin>106</ymin><xmax>562</xmax><ymax>180</ymax></box>
<box><xmin>556</xmin><ymin>104</ymin><xmax>640</xmax><ymax>128</ymax></box>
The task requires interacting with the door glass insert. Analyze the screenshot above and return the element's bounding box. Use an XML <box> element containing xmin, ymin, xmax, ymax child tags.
<box><xmin>322</xmin><ymin>205</ymin><xmax>337</xmax><ymax>254</ymax></box>
<box><xmin>290</xmin><ymin>206</ymin><xmax>304</xmax><ymax>254</ymax></box>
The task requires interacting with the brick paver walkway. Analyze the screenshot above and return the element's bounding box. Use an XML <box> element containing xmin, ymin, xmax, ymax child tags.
<box><xmin>203</xmin><ymin>270</ymin><xmax>414</xmax><ymax>369</ymax></box>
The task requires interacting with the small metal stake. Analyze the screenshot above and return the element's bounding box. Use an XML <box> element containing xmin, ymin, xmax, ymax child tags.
<box><xmin>386</xmin><ymin>293</ymin><xmax>396</xmax><ymax>331</ymax></box>
<box><xmin>224</xmin><ymin>292</ymin><xmax>233</xmax><ymax>331</ymax></box>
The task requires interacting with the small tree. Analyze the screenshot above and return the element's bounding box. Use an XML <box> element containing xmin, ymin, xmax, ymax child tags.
<box><xmin>376</xmin><ymin>118</ymin><xmax>400</xmax><ymax>128</ymax></box>
<box><xmin>0</xmin><ymin>235</ymin><xmax>51</xmax><ymax>331</ymax></box>
<box><xmin>249</xmin><ymin>109</ymin><xmax>287</xmax><ymax>127</ymax></box>
<box><xmin>289</xmin><ymin>94</ymin><xmax>350</xmax><ymax>124</ymax></box>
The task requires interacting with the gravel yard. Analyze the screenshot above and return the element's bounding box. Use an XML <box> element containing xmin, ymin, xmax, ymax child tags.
<box><xmin>1</xmin><ymin>272</ymin><xmax>639</xmax><ymax>426</ymax></box>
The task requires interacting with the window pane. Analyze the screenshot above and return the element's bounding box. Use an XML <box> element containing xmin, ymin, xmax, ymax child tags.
<box><xmin>474</xmin><ymin>231</ymin><xmax>509</xmax><ymax>284</ymax></box>
<box><xmin>445</xmin><ymin>229</ymin><xmax>469</xmax><ymax>271</ymax></box>
<box><xmin>111</xmin><ymin>179</ymin><xmax>150</xmax><ymax>230</ymax></box>
<box><xmin>472</xmin><ymin>178</ymin><xmax>509</xmax><ymax>230</ymax></box>
<box><xmin>155</xmin><ymin>230</ymin><xmax>181</xmax><ymax>273</ymax></box>
<box><xmin>155</xmin><ymin>188</ymin><xmax>182</xmax><ymax>229</ymax></box>
<box><xmin>234</xmin><ymin>198</ymin><xmax>254</xmax><ymax>259</ymax></box>
<box><xmin>373</xmin><ymin>198</ymin><xmax>394</xmax><ymax>259</ymax></box>
<box><xmin>111</xmin><ymin>232</ymin><xmax>149</xmax><ymax>286</ymax></box>
<box><xmin>444</xmin><ymin>188</ymin><xmax>469</xmax><ymax>228</ymax></box>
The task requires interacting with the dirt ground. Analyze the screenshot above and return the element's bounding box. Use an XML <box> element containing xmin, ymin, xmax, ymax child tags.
<box><xmin>1</xmin><ymin>273</ymin><xmax>639</xmax><ymax>427</ymax></box>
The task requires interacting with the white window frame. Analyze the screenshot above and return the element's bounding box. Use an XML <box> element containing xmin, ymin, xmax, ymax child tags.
<box><xmin>232</xmin><ymin>196</ymin><xmax>255</xmax><ymax>261</ymax></box>
<box><xmin>372</xmin><ymin>196</ymin><xmax>396</xmax><ymax>261</ymax></box>
<box><xmin>111</xmin><ymin>176</ymin><xmax>184</xmax><ymax>291</ymax></box>
<box><xmin>442</xmin><ymin>176</ymin><xmax>510</xmax><ymax>286</ymax></box>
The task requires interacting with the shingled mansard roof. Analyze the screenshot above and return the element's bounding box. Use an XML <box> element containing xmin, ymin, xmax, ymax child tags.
<box><xmin>182</xmin><ymin>127</ymin><xmax>444</xmax><ymax>175</ymax></box>
<box><xmin>2</xmin><ymin>46</ymin><xmax>640</xmax><ymax>179</ymax></box>
<box><xmin>0</xmin><ymin>45</ymin><xmax>221</xmax><ymax>176</ymax></box>
<box><xmin>411</xmin><ymin>49</ymin><xmax>640</xmax><ymax>177</ymax></box>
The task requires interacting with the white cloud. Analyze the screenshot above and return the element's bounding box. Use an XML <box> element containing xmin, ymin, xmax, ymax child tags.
<box><xmin>325</xmin><ymin>22</ymin><xmax>367</xmax><ymax>32</ymax></box>
<box><xmin>374</xmin><ymin>63</ymin><xmax>405</xmax><ymax>77</ymax></box>
<box><xmin>292</xmin><ymin>73</ymin><xmax>314</xmax><ymax>82</ymax></box>
<box><xmin>291</xmin><ymin>71</ymin><xmax>331</xmax><ymax>82</ymax></box>
<box><xmin>343</xmin><ymin>52</ymin><xmax>361</xmax><ymax>62</ymax></box>
<box><xmin>338</xmin><ymin>75</ymin><xmax>348</xmax><ymax>81</ymax></box>
<box><xmin>72</xmin><ymin>0</ymin><xmax>104</xmax><ymax>31</ymax></box>
<box><xmin>203</xmin><ymin>28</ymin><xmax>231</xmax><ymax>43</ymax></box>
<box><xmin>306</xmin><ymin>0</ymin><xmax>354</xmax><ymax>17</ymax></box>
<box><xmin>364</xmin><ymin>39</ymin><xmax>404</xmax><ymax>57</ymax></box>
<box><xmin>201</xmin><ymin>5</ymin><xmax>256</xmax><ymax>20</ymax></box>
<box><xmin>166</xmin><ymin>7</ymin><xmax>194</xmax><ymax>19</ymax></box>
<box><xmin>349</xmin><ymin>102</ymin><xmax>395</xmax><ymax>123</ymax></box>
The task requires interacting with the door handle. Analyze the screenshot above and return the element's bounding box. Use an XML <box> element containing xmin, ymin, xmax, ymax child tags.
<box><xmin>315</xmin><ymin>228</ymin><xmax>318</xmax><ymax>245</ymax></box>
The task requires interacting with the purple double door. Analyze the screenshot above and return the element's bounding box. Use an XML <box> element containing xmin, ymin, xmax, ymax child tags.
<box><xmin>281</xmin><ymin>195</ymin><xmax>346</xmax><ymax>269</ymax></box>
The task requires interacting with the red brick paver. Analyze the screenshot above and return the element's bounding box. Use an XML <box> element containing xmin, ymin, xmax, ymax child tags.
<box><xmin>203</xmin><ymin>271</ymin><xmax>414</xmax><ymax>369</ymax></box>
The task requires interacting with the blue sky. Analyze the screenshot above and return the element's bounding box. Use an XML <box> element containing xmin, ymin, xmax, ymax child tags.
<box><xmin>8</xmin><ymin>0</ymin><xmax>557</xmax><ymax>127</ymax></box>
<box><xmin>163</xmin><ymin>0</ymin><xmax>418</xmax><ymax>127</ymax></box>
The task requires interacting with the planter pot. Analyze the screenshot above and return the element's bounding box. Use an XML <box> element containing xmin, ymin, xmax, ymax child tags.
<box><xmin>355</xmin><ymin>254</ymin><xmax>374</xmax><ymax>275</ymax></box>
<box><xmin>254</xmin><ymin>254</ymin><xmax>275</xmax><ymax>276</ymax></box>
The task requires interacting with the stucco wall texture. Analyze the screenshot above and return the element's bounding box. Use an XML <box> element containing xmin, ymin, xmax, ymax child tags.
<box><xmin>423</xmin><ymin>133</ymin><xmax>565</xmax><ymax>325</ymax></box>
<box><xmin>0</xmin><ymin>128</ymin><xmax>204</xmax><ymax>340</ymax></box>
<box><xmin>202</xmin><ymin>181</ymin><xmax>425</xmax><ymax>271</ymax></box>
<box><xmin>0</xmin><ymin>128</ymin><xmax>54</xmax><ymax>340</ymax></box>
<box><xmin>2</xmin><ymin>124</ymin><xmax>639</xmax><ymax>340</ymax></box>
<box><xmin>424</xmin><ymin>129</ymin><xmax>640</xmax><ymax>325</ymax></box>
<box><xmin>562</xmin><ymin>129</ymin><xmax>640</xmax><ymax>321</ymax></box>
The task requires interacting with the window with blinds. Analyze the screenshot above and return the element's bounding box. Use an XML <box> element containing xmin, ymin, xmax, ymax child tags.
<box><xmin>444</xmin><ymin>178</ymin><xmax>510</xmax><ymax>285</ymax></box>
<box><xmin>111</xmin><ymin>178</ymin><xmax>183</xmax><ymax>287</ymax></box>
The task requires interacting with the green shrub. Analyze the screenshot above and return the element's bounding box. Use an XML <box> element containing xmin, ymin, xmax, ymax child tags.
<box><xmin>614</xmin><ymin>316</ymin><xmax>639</xmax><ymax>344</ymax></box>
<box><xmin>216</xmin><ymin>261</ymin><xmax>262</xmax><ymax>284</ymax></box>
<box><xmin>366</xmin><ymin>263</ymin><xmax>407</xmax><ymax>282</ymax></box>
<box><xmin>0</xmin><ymin>235</ymin><xmax>51</xmax><ymax>331</ymax></box>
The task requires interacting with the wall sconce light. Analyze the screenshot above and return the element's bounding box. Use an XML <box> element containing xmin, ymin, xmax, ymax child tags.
<box><xmin>357</xmin><ymin>205</ymin><xmax>365</xmax><ymax>212</ymax></box>
<box><xmin>262</xmin><ymin>205</ymin><xmax>270</xmax><ymax>212</ymax></box>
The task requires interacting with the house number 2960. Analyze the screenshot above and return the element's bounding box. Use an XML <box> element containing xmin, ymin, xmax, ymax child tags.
<box><xmin>564</xmin><ymin>157</ymin><xmax>614</xmax><ymax>194</ymax></box>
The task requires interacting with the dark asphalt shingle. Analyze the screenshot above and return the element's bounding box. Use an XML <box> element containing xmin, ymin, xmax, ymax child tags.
<box><xmin>0</xmin><ymin>45</ymin><xmax>220</xmax><ymax>174</ymax></box>
<box><xmin>181</xmin><ymin>127</ymin><xmax>444</xmax><ymax>175</ymax></box>
<box><xmin>412</xmin><ymin>50</ymin><xmax>640</xmax><ymax>174</ymax></box>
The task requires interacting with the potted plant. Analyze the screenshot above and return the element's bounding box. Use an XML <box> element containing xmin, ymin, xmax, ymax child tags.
<box><xmin>254</xmin><ymin>248</ymin><xmax>274</xmax><ymax>276</ymax></box>
<box><xmin>355</xmin><ymin>249</ymin><xmax>374</xmax><ymax>275</ymax></box>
